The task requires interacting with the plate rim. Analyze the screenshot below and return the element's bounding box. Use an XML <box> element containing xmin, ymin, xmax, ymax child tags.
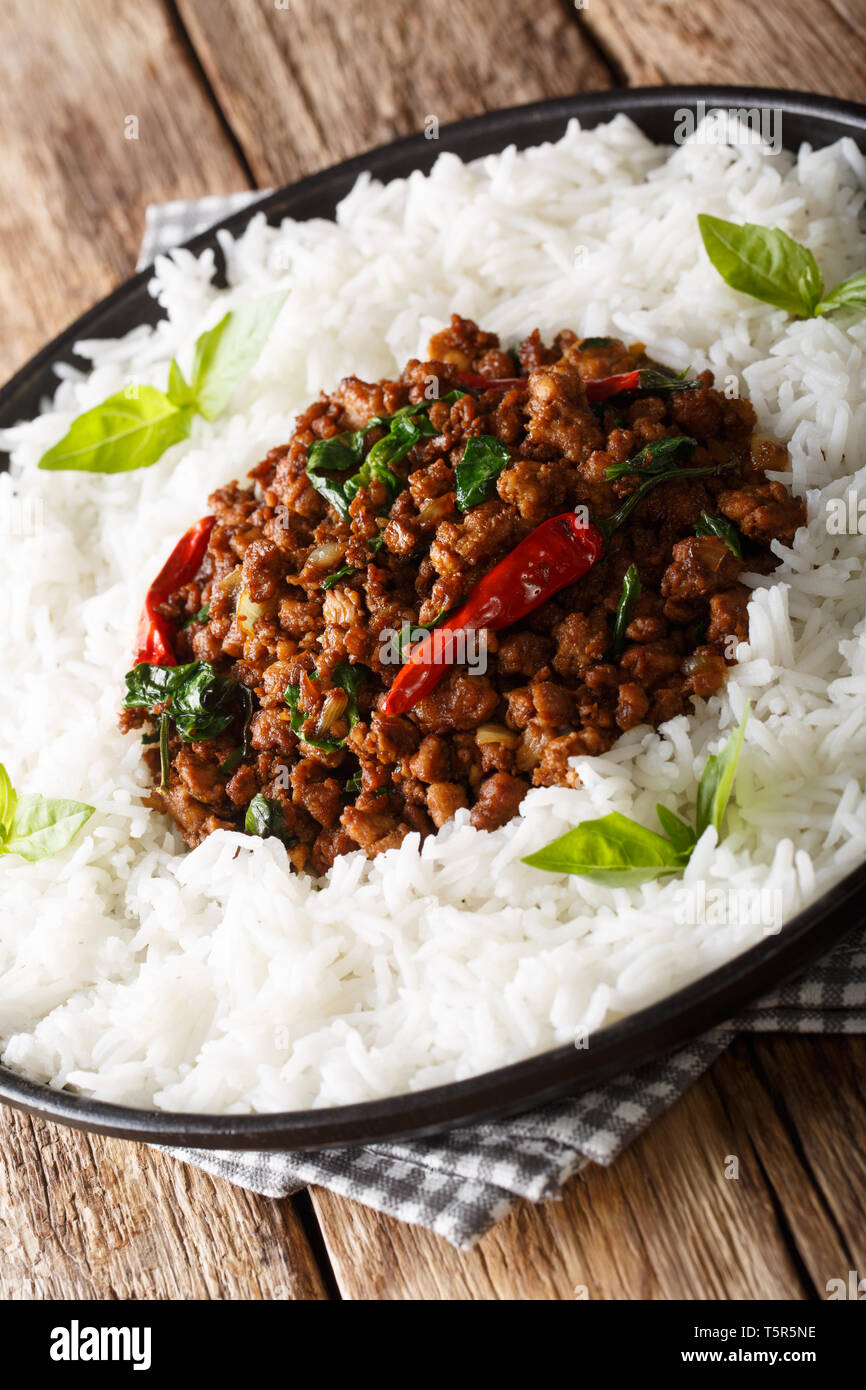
<box><xmin>2</xmin><ymin>83</ymin><xmax>865</xmax><ymax>1149</ymax></box>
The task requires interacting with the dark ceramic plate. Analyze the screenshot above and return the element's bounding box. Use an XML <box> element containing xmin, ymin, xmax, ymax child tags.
<box><xmin>1</xmin><ymin>86</ymin><xmax>864</xmax><ymax>1149</ymax></box>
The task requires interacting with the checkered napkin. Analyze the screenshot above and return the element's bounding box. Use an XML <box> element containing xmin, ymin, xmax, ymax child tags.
<box><xmin>145</xmin><ymin>196</ymin><xmax>866</xmax><ymax>1249</ymax></box>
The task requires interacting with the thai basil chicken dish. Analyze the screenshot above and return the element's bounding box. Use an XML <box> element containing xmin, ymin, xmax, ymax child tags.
<box><xmin>121</xmin><ymin>315</ymin><xmax>805</xmax><ymax>875</ymax></box>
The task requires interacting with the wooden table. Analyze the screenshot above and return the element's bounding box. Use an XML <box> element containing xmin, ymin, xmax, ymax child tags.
<box><xmin>1</xmin><ymin>0</ymin><xmax>864</xmax><ymax>1301</ymax></box>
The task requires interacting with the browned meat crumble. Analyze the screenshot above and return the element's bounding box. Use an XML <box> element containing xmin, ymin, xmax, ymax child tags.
<box><xmin>121</xmin><ymin>315</ymin><xmax>805</xmax><ymax>873</ymax></box>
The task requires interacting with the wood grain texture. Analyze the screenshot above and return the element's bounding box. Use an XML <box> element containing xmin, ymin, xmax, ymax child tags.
<box><xmin>3</xmin><ymin>0</ymin><xmax>866</xmax><ymax>1304</ymax></box>
<box><xmin>0</xmin><ymin>0</ymin><xmax>250</xmax><ymax>379</ymax></box>
<box><xmin>580</xmin><ymin>0</ymin><xmax>866</xmax><ymax>101</ymax></box>
<box><xmin>173</xmin><ymin>0</ymin><xmax>613</xmax><ymax>186</ymax></box>
<box><xmin>0</xmin><ymin>0</ymin><xmax>323</xmax><ymax>1302</ymax></box>
<box><xmin>311</xmin><ymin>1045</ymin><xmax>827</xmax><ymax>1299</ymax></box>
<box><xmin>0</xmin><ymin>1110</ymin><xmax>327</xmax><ymax>1299</ymax></box>
<box><xmin>739</xmin><ymin>1036</ymin><xmax>866</xmax><ymax>1290</ymax></box>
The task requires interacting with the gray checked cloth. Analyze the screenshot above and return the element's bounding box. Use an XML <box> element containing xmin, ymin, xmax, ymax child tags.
<box><xmin>144</xmin><ymin>195</ymin><xmax>866</xmax><ymax>1249</ymax></box>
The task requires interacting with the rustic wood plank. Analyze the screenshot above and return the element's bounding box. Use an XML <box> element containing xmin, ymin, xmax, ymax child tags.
<box><xmin>740</xmin><ymin>1036</ymin><xmax>866</xmax><ymax>1289</ymax></box>
<box><xmin>311</xmin><ymin>1054</ymin><xmax>813</xmax><ymax>1299</ymax></box>
<box><xmin>173</xmin><ymin>0</ymin><xmax>614</xmax><ymax>187</ymax></box>
<box><xmin>0</xmin><ymin>0</ymin><xmax>250</xmax><ymax>379</ymax></box>
<box><xmin>579</xmin><ymin>0</ymin><xmax>866</xmax><ymax>102</ymax></box>
<box><xmin>4</xmin><ymin>0</ymin><xmax>866</xmax><ymax>1307</ymax></box>
<box><xmin>0</xmin><ymin>1108</ymin><xmax>328</xmax><ymax>1299</ymax></box>
<box><xmin>0</xmin><ymin>0</ymin><xmax>329</xmax><ymax>1302</ymax></box>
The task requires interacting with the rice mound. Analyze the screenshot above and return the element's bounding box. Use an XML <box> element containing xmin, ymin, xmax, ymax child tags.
<box><xmin>1</xmin><ymin>114</ymin><xmax>864</xmax><ymax>1113</ymax></box>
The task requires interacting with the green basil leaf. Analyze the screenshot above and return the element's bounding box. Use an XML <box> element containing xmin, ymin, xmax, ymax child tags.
<box><xmin>167</xmin><ymin>358</ymin><xmax>195</xmax><ymax>407</ymax></box>
<box><xmin>322</xmin><ymin>563</ymin><xmax>357</xmax><ymax>591</ymax></box>
<box><xmin>306</xmin><ymin>398</ymin><xmax>466</xmax><ymax>520</ymax></box>
<box><xmin>38</xmin><ymin>387</ymin><xmax>192</xmax><ymax>474</ymax></box>
<box><xmin>695</xmin><ymin>702</ymin><xmax>750</xmax><ymax>840</ymax></box>
<box><xmin>697</xmin><ymin>214</ymin><xmax>823</xmax><ymax>317</ymax></box>
<box><xmin>244</xmin><ymin>793</ymin><xmax>295</xmax><ymax>846</ymax></box>
<box><xmin>343</xmin><ymin>415</ymin><xmax>419</xmax><ymax>510</ymax></box>
<box><xmin>577</xmin><ymin>337</ymin><xmax>616</xmax><ymax>350</ymax></box>
<box><xmin>637</xmin><ymin>367</ymin><xmax>702</xmax><ymax>393</ymax></box>
<box><xmin>815</xmin><ymin>270</ymin><xmax>866</xmax><ymax>316</ymax></box>
<box><xmin>394</xmin><ymin>607</ymin><xmax>451</xmax><ymax>661</ymax></box>
<box><xmin>333</xmin><ymin>660</ymin><xmax>367</xmax><ymax>731</ymax></box>
<box><xmin>0</xmin><ymin>762</ymin><xmax>18</xmax><ymax>841</ymax></box>
<box><xmin>2</xmin><ymin>793</ymin><xmax>94</xmax><ymax>862</ymax></box>
<box><xmin>655</xmin><ymin>804</ymin><xmax>697</xmax><ymax>856</ymax></box>
<box><xmin>599</xmin><ymin>457</ymin><xmax>731</xmax><ymax>541</ymax></box>
<box><xmin>218</xmin><ymin>686</ymin><xmax>254</xmax><ymax>773</ymax></box>
<box><xmin>181</xmin><ymin>603</ymin><xmax>210</xmax><ymax>630</ymax></box>
<box><xmin>158</xmin><ymin>711</ymin><xmax>171</xmax><ymax>788</ymax></box>
<box><xmin>169</xmin><ymin>666</ymin><xmax>239</xmax><ymax>741</ymax></box>
<box><xmin>284</xmin><ymin>683</ymin><xmax>343</xmax><ymax>754</ymax></box>
<box><xmin>695</xmin><ymin>510</ymin><xmax>743</xmax><ymax>557</ymax></box>
<box><xmin>612</xmin><ymin>563</ymin><xmax>641</xmax><ymax>653</ymax></box>
<box><xmin>123</xmin><ymin>661</ymin><xmax>239</xmax><ymax>741</ymax></box>
<box><xmin>455</xmin><ymin>434</ymin><xmax>511</xmax><ymax>510</ymax></box>
<box><xmin>307</xmin><ymin>427</ymin><xmax>374</xmax><ymax>490</ymax></box>
<box><xmin>123</xmin><ymin>661</ymin><xmax>192</xmax><ymax>710</ymax></box>
<box><xmin>306</xmin><ymin>419</ymin><xmax>400</xmax><ymax>521</ymax></box>
<box><xmin>522</xmin><ymin>810</ymin><xmax>689</xmax><ymax>885</ymax></box>
<box><xmin>605</xmin><ymin>435</ymin><xmax>696</xmax><ymax>480</ymax></box>
<box><xmin>189</xmin><ymin>291</ymin><xmax>289</xmax><ymax>421</ymax></box>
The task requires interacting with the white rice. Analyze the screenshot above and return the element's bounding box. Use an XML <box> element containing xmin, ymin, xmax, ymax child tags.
<box><xmin>1</xmin><ymin>114</ymin><xmax>865</xmax><ymax>1114</ymax></box>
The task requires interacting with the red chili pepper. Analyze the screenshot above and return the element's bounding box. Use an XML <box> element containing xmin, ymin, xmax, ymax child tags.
<box><xmin>584</xmin><ymin>370</ymin><xmax>640</xmax><ymax>401</ymax></box>
<box><xmin>133</xmin><ymin>515</ymin><xmax>215</xmax><ymax>666</ymax></box>
<box><xmin>382</xmin><ymin>514</ymin><xmax>604</xmax><ymax>716</ymax></box>
<box><xmin>456</xmin><ymin>368</ymin><xmax>642</xmax><ymax>402</ymax></box>
<box><xmin>382</xmin><ymin>455</ymin><xmax>730</xmax><ymax>716</ymax></box>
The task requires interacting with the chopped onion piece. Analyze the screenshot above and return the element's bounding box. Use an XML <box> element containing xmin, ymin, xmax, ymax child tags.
<box><xmin>476</xmin><ymin>723</ymin><xmax>520</xmax><ymax>747</ymax></box>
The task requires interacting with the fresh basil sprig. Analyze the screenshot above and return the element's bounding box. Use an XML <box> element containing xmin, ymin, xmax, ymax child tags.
<box><xmin>37</xmin><ymin>388</ymin><xmax>195</xmax><ymax>476</ymax></box>
<box><xmin>39</xmin><ymin>292</ymin><xmax>288</xmax><ymax>473</ymax></box>
<box><xmin>696</xmin><ymin>703</ymin><xmax>749</xmax><ymax>838</ymax></box>
<box><xmin>523</xmin><ymin>811</ymin><xmax>690</xmax><ymax>886</ymax></box>
<box><xmin>612</xmin><ymin>563</ymin><xmax>641</xmax><ymax>653</ymax></box>
<box><xmin>605</xmin><ymin>435</ymin><xmax>697</xmax><ymax>481</ymax></box>
<box><xmin>698</xmin><ymin>214</ymin><xmax>866</xmax><ymax>320</ymax></box>
<box><xmin>455</xmin><ymin>435</ymin><xmax>511</xmax><ymax>510</ymax></box>
<box><xmin>522</xmin><ymin>704</ymin><xmax>749</xmax><ymax>885</ymax></box>
<box><xmin>695</xmin><ymin>510</ymin><xmax>743</xmax><ymax>557</ymax></box>
<box><xmin>0</xmin><ymin>762</ymin><xmax>94</xmax><ymax>863</ymax></box>
<box><xmin>184</xmin><ymin>293</ymin><xmax>288</xmax><ymax>421</ymax></box>
<box><xmin>306</xmin><ymin>393</ymin><xmax>465</xmax><ymax>521</ymax></box>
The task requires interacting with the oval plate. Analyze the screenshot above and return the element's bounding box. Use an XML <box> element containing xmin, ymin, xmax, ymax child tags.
<box><xmin>2</xmin><ymin>85</ymin><xmax>865</xmax><ymax>1150</ymax></box>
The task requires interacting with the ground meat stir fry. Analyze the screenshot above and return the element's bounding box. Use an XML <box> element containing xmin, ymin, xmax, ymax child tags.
<box><xmin>120</xmin><ymin>316</ymin><xmax>805</xmax><ymax>874</ymax></box>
